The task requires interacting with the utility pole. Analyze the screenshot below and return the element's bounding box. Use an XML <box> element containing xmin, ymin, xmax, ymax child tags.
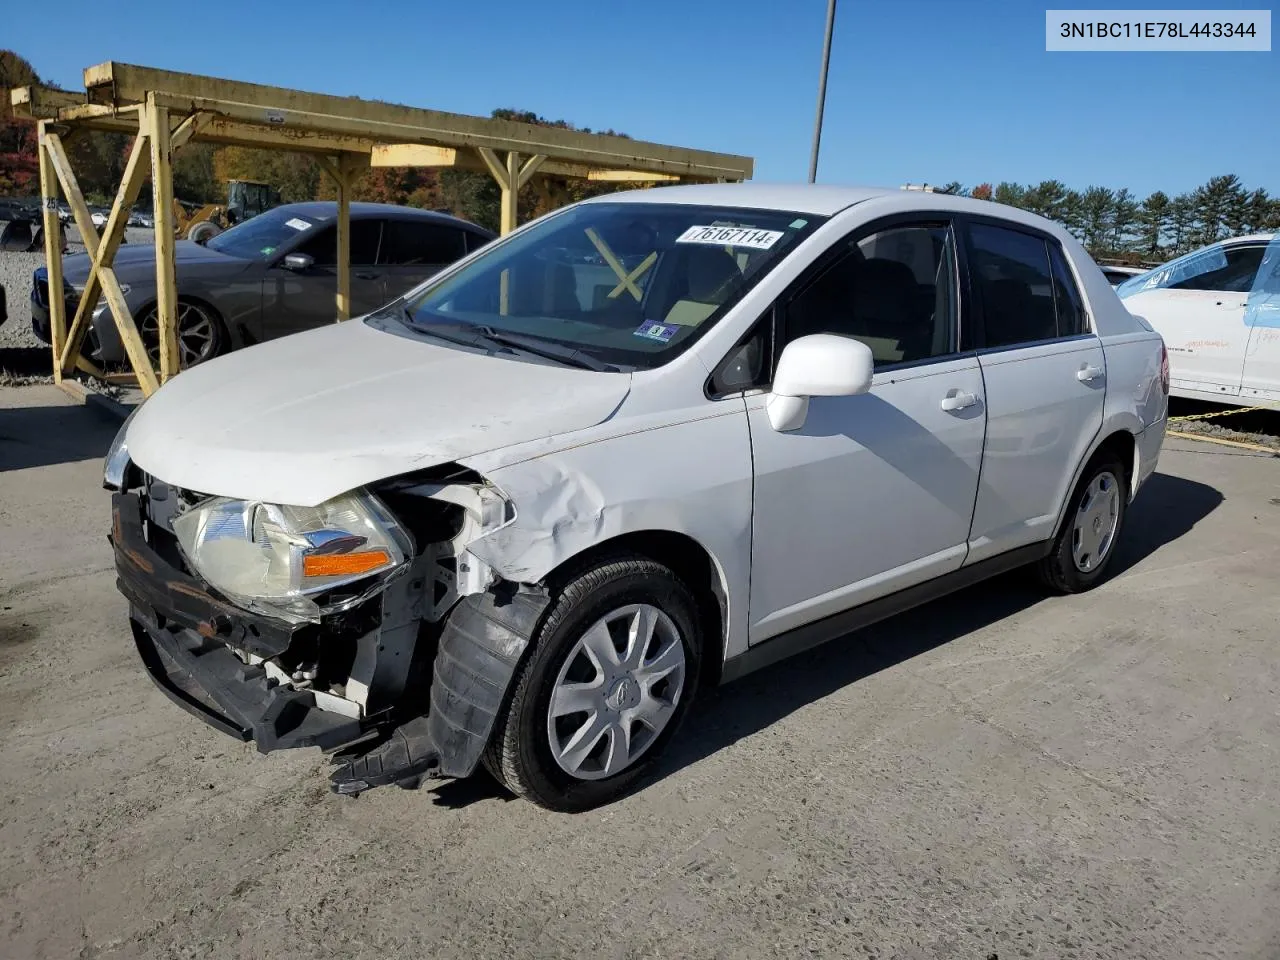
<box><xmin>808</xmin><ymin>0</ymin><xmax>838</xmax><ymax>183</ymax></box>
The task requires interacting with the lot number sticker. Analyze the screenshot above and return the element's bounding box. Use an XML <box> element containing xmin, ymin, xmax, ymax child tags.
<box><xmin>676</xmin><ymin>225</ymin><xmax>784</xmax><ymax>249</ymax></box>
<box><xmin>285</xmin><ymin>218</ymin><xmax>312</xmax><ymax>231</ymax></box>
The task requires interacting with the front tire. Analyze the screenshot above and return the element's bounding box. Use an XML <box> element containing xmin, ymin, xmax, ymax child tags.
<box><xmin>1038</xmin><ymin>453</ymin><xmax>1127</xmax><ymax>594</ymax></box>
<box><xmin>484</xmin><ymin>556</ymin><xmax>703</xmax><ymax>812</ymax></box>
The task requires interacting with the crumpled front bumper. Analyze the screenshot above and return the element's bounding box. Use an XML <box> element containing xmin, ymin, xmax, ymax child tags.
<box><xmin>112</xmin><ymin>492</ymin><xmax>368</xmax><ymax>752</ymax></box>
<box><xmin>111</xmin><ymin>489</ymin><xmax>551</xmax><ymax>793</ymax></box>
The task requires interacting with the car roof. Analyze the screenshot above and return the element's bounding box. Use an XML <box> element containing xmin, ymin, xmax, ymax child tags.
<box><xmin>1218</xmin><ymin>233</ymin><xmax>1276</xmax><ymax>245</ymax></box>
<box><xmin>274</xmin><ymin>201</ymin><xmax>491</xmax><ymax>233</ymax></box>
<box><xmin>585</xmin><ymin>182</ymin><xmax>895</xmax><ymax>215</ymax></box>
<box><xmin>583</xmin><ymin>183</ymin><xmax>1092</xmax><ymax>240</ymax></box>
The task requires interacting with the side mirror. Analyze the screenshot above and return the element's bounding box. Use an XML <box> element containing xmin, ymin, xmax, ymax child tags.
<box><xmin>767</xmin><ymin>333</ymin><xmax>875</xmax><ymax>432</ymax></box>
<box><xmin>282</xmin><ymin>252</ymin><xmax>315</xmax><ymax>272</ymax></box>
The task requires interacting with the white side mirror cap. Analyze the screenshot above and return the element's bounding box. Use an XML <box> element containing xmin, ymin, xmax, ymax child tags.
<box><xmin>768</xmin><ymin>334</ymin><xmax>875</xmax><ymax>431</ymax></box>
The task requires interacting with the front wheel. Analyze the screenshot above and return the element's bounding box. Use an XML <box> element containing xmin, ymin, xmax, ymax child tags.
<box><xmin>1038</xmin><ymin>454</ymin><xmax>1127</xmax><ymax>593</ymax></box>
<box><xmin>484</xmin><ymin>556</ymin><xmax>703</xmax><ymax>812</ymax></box>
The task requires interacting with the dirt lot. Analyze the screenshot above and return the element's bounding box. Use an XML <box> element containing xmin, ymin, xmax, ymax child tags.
<box><xmin>2</xmin><ymin>383</ymin><xmax>1278</xmax><ymax>960</ymax></box>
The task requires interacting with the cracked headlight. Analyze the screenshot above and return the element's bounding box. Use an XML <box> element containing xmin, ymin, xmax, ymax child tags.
<box><xmin>172</xmin><ymin>492</ymin><xmax>412</xmax><ymax>621</ymax></box>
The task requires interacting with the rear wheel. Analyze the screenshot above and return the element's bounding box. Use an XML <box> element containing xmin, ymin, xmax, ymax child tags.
<box><xmin>1038</xmin><ymin>453</ymin><xmax>1127</xmax><ymax>593</ymax></box>
<box><xmin>484</xmin><ymin>556</ymin><xmax>702</xmax><ymax>812</ymax></box>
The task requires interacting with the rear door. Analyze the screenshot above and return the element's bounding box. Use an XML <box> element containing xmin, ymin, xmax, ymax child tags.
<box><xmin>378</xmin><ymin>219</ymin><xmax>469</xmax><ymax>303</ymax></box>
<box><xmin>1127</xmin><ymin>243</ymin><xmax>1265</xmax><ymax>399</ymax></box>
<box><xmin>962</xmin><ymin>219</ymin><xmax>1106</xmax><ymax>563</ymax></box>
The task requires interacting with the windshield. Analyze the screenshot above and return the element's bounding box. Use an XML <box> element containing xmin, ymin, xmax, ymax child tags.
<box><xmin>205</xmin><ymin>206</ymin><xmax>328</xmax><ymax>260</ymax></box>
<box><xmin>395</xmin><ymin>202</ymin><xmax>826</xmax><ymax>370</ymax></box>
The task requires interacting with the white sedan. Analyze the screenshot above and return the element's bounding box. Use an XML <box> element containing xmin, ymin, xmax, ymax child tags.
<box><xmin>1118</xmin><ymin>234</ymin><xmax>1279</xmax><ymax>407</ymax></box>
<box><xmin>103</xmin><ymin>183</ymin><xmax>1168</xmax><ymax>811</ymax></box>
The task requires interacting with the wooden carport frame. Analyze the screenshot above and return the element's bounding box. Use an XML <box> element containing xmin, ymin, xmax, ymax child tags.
<box><xmin>11</xmin><ymin>62</ymin><xmax>753</xmax><ymax>396</ymax></box>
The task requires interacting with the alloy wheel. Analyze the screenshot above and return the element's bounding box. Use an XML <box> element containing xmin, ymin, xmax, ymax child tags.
<box><xmin>546</xmin><ymin>603</ymin><xmax>686</xmax><ymax>781</ymax></box>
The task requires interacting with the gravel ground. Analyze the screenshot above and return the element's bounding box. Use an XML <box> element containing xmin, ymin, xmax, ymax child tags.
<box><xmin>0</xmin><ymin>226</ymin><xmax>155</xmax><ymax>353</ymax></box>
<box><xmin>2</xmin><ymin>384</ymin><xmax>1280</xmax><ymax>959</ymax></box>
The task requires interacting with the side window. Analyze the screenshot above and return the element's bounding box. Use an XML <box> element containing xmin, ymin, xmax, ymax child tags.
<box><xmin>968</xmin><ymin>223</ymin><xmax>1058</xmax><ymax>348</ymax></box>
<box><xmin>1048</xmin><ymin>244</ymin><xmax>1087</xmax><ymax>337</ymax></box>
<box><xmin>465</xmin><ymin>231</ymin><xmax>493</xmax><ymax>254</ymax></box>
<box><xmin>380</xmin><ymin>220</ymin><xmax>467</xmax><ymax>265</ymax></box>
<box><xmin>294</xmin><ymin>220</ymin><xmax>382</xmax><ymax>266</ymax></box>
<box><xmin>782</xmin><ymin>223</ymin><xmax>958</xmax><ymax>367</ymax></box>
<box><xmin>1168</xmin><ymin>244</ymin><xmax>1265</xmax><ymax>293</ymax></box>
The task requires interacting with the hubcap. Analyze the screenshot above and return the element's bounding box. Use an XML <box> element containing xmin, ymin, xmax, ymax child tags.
<box><xmin>547</xmin><ymin>603</ymin><xmax>686</xmax><ymax>781</ymax></box>
<box><xmin>141</xmin><ymin>302</ymin><xmax>216</xmax><ymax>368</ymax></box>
<box><xmin>1072</xmin><ymin>471</ymin><xmax>1120</xmax><ymax>573</ymax></box>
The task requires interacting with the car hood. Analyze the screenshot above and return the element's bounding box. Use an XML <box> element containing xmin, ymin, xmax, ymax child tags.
<box><xmin>60</xmin><ymin>240</ymin><xmax>248</xmax><ymax>283</ymax></box>
<box><xmin>125</xmin><ymin>318</ymin><xmax>633</xmax><ymax>506</ymax></box>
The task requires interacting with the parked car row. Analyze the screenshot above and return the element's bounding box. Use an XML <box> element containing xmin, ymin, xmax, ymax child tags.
<box><xmin>102</xmin><ymin>183</ymin><xmax>1169</xmax><ymax>810</ymax></box>
<box><xmin>30</xmin><ymin>202</ymin><xmax>495</xmax><ymax>367</ymax></box>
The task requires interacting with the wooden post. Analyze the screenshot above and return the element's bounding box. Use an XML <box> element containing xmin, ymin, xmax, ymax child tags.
<box><xmin>501</xmin><ymin>150</ymin><xmax>520</xmax><ymax>236</ymax></box>
<box><xmin>149</xmin><ymin>95</ymin><xmax>180</xmax><ymax>382</ymax></box>
<box><xmin>37</xmin><ymin>122</ymin><xmax>66</xmax><ymax>383</ymax></box>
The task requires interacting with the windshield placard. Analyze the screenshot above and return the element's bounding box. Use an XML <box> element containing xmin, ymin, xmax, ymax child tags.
<box><xmin>676</xmin><ymin>225</ymin><xmax>784</xmax><ymax>250</ymax></box>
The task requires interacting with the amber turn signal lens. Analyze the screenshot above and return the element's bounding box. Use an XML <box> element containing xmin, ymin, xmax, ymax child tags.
<box><xmin>302</xmin><ymin>550</ymin><xmax>391</xmax><ymax>578</ymax></box>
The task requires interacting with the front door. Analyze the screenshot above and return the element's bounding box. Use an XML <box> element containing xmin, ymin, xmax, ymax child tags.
<box><xmin>1125</xmin><ymin>242</ymin><xmax>1267</xmax><ymax>399</ymax></box>
<box><xmin>263</xmin><ymin>219</ymin><xmax>386</xmax><ymax>340</ymax></box>
<box><xmin>961</xmin><ymin>220</ymin><xmax>1106</xmax><ymax>561</ymax></box>
<box><xmin>746</xmin><ymin>219</ymin><xmax>987</xmax><ymax>644</ymax></box>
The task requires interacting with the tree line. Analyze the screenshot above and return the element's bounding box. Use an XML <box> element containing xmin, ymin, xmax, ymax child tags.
<box><xmin>4</xmin><ymin>49</ymin><xmax>1279</xmax><ymax>254</ymax></box>
<box><xmin>933</xmin><ymin>177</ymin><xmax>1280</xmax><ymax>263</ymax></box>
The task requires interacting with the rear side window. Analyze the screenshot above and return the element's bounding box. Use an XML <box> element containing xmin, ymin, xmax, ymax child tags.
<box><xmin>380</xmin><ymin>220</ymin><xmax>467</xmax><ymax>265</ymax></box>
<box><xmin>1049</xmin><ymin>245</ymin><xmax>1087</xmax><ymax>337</ymax></box>
<box><xmin>969</xmin><ymin>223</ymin><xmax>1079</xmax><ymax>348</ymax></box>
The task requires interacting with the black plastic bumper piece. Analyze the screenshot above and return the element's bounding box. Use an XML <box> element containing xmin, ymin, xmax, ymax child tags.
<box><xmin>328</xmin><ymin>583</ymin><xmax>550</xmax><ymax>795</ymax></box>
<box><xmin>131</xmin><ymin>611</ymin><xmax>364</xmax><ymax>752</ymax></box>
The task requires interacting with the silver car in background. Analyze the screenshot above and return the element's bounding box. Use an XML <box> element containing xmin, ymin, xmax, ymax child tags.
<box><xmin>31</xmin><ymin>202</ymin><xmax>494</xmax><ymax>367</ymax></box>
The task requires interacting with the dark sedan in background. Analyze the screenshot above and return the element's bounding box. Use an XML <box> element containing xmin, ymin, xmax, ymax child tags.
<box><xmin>31</xmin><ymin>202</ymin><xmax>494</xmax><ymax>367</ymax></box>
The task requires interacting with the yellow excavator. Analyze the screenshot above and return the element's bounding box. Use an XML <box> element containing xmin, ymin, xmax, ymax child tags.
<box><xmin>174</xmin><ymin>179</ymin><xmax>281</xmax><ymax>243</ymax></box>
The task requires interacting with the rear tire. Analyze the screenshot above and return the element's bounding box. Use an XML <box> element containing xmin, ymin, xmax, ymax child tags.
<box><xmin>1037</xmin><ymin>453</ymin><xmax>1127</xmax><ymax>594</ymax></box>
<box><xmin>483</xmin><ymin>556</ymin><xmax>703</xmax><ymax>812</ymax></box>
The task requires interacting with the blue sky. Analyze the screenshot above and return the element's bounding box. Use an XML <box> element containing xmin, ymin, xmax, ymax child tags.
<box><xmin>7</xmin><ymin>0</ymin><xmax>1277</xmax><ymax>199</ymax></box>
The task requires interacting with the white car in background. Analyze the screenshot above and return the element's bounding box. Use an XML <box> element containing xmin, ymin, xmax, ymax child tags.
<box><xmin>1099</xmin><ymin>264</ymin><xmax>1146</xmax><ymax>286</ymax></box>
<box><xmin>104</xmin><ymin>184</ymin><xmax>1168</xmax><ymax>811</ymax></box>
<box><xmin>1118</xmin><ymin>234</ymin><xmax>1279</xmax><ymax>407</ymax></box>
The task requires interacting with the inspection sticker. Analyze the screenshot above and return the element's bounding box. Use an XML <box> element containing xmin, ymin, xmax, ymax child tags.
<box><xmin>285</xmin><ymin>218</ymin><xmax>312</xmax><ymax>231</ymax></box>
<box><xmin>675</xmin><ymin>225</ymin><xmax>784</xmax><ymax>249</ymax></box>
<box><xmin>633</xmin><ymin>320</ymin><xmax>679</xmax><ymax>343</ymax></box>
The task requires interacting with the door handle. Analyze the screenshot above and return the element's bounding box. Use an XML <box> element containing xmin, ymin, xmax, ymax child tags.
<box><xmin>940</xmin><ymin>390</ymin><xmax>978</xmax><ymax>412</ymax></box>
<box><xmin>1077</xmin><ymin>364</ymin><xmax>1104</xmax><ymax>382</ymax></box>
<box><xmin>354</xmin><ymin>271</ymin><xmax>379</xmax><ymax>280</ymax></box>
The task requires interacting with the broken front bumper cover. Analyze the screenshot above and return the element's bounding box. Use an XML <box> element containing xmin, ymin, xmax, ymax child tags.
<box><xmin>113</xmin><ymin>492</ymin><xmax>369</xmax><ymax>752</ymax></box>
<box><xmin>112</xmin><ymin>491</ymin><xmax>551</xmax><ymax>794</ymax></box>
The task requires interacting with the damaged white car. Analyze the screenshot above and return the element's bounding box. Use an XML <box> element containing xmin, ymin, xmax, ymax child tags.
<box><xmin>106</xmin><ymin>183</ymin><xmax>1168</xmax><ymax>811</ymax></box>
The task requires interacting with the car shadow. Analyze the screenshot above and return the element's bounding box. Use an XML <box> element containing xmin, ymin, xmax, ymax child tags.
<box><xmin>425</xmin><ymin>471</ymin><xmax>1224</xmax><ymax>811</ymax></box>
<box><xmin>0</xmin><ymin>401</ymin><xmax>119</xmax><ymax>473</ymax></box>
<box><xmin>655</xmin><ymin>470</ymin><xmax>1224</xmax><ymax>788</ymax></box>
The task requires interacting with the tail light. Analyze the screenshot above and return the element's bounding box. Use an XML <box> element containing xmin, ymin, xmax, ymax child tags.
<box><xmin>1159</xmin><ymin>343</ymin><xmax>1170</xmax><ymax>395</ymax></box>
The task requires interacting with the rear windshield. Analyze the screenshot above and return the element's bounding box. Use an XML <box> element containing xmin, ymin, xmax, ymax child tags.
<box><xmin>394</xmin><ymin>202</ymin><xmax>826</xmax><ymax>370</ymax></box>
